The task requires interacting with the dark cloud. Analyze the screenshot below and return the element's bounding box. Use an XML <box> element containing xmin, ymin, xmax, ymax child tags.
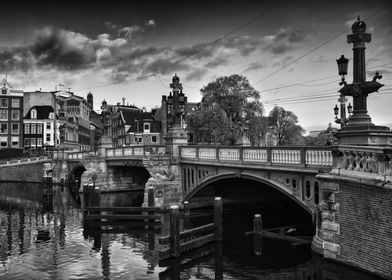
<box><xmin>244</xmin><ymin>62</ymin><xmax>263</xmax><ymax>72</ymax></box>
<box><xmin>263</xmin><ymin>26</ymin><xmax>311</xmax><ymax>55</ymax></box>
<box><xmin>176</xmin><ymin>43</ymin><xmax>216</xmax><ymax>60</ymax></box>
<box><xmin>185</xmin><ymin>68</ymin><xmax>208</xmax><ymax>82</ymax></box>
<box><xmin>31</xmin><ymin>27</ymin><xmax>95</xmax><ymax>70</ymax></box>
<box><xmin>223</xmin><ymin>36</ymin><xmax>260</xmax><ymax>56</ymax></box>
<box><xmin>0</xmin><ymin>47</ymin><xmax>33</xmax><ymax>73</ymax></box>
<box><xmin>204</xmin><ymin>56</ymin><xmax>228</xmax><ymax>68</ymax></box>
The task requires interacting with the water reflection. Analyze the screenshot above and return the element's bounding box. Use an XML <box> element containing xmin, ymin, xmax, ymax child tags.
<box><xmin>0</xmin><ymin>183</ymin><xmax>387</xmax><ymax>280</ymax></box>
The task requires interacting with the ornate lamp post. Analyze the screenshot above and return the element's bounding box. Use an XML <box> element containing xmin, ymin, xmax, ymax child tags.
<box><xmin>161</xmin><ymin>74</ymin><xmax>188</xmax><ymax>157</ymax></box>
<box><xmin>334</xmin><ymin>17</ymin><xmax>391</xmax><ymax>146</ymax></box>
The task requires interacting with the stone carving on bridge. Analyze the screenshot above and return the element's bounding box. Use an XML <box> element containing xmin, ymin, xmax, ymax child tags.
<box><xmin>339</xmin><ymin>150</ymin><xmax>378</xmax><ymax>173</ymax></box>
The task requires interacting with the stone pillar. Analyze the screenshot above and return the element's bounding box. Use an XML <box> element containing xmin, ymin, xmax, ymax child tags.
<box><xmin>142</xmin><ymin>156</ymin><xmax>183</xmax><ymax>209</ymax></box>
<box><xmin>164</xmin><ymin>125</ymin><xmax>188</xmax><ymax>158</ymax></box>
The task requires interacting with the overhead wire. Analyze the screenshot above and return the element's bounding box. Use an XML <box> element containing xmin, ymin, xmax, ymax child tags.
<box><xmin>151</xmin><ymin>2</ymin><xmax>284</xmax><ymax>77</ymax></box>
<box><xmin>253</xmin><ymin>3</ymin><xmax>392</xmax><ymax>85</ymax></box>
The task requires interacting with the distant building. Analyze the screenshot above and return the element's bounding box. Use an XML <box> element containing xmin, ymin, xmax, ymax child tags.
<box><xmin>101</xmin><ymin>100</ymin><xmax>161</xmax><ymax>147</ymax></box>
<box><xmin>0</xmin><ymin>79</ymin><xmax>24</xmax><ymax>150</ymax></box>
<box><xmin>24</xmin><ymin>88</ymin><xmax>93</xmax><ymax>151</ymax></box>
<box><xmin>23</xmin><ymin>105</ymin><xmax>58</xmax><ymax>154</ymax></box>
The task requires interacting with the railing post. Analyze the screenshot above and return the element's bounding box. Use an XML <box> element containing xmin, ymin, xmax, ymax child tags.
<box><xmin>214</xmin><ymin>197</ymin><xmax>223</xmax><ymax>242</ymax></box>
<box><xmin>301</xmin><ymin>147</ymin><xmax>306</xmax><ymax>167</ymax></box>
<box><xmin>216</xmin><ymin>147</ymin><xmax>220</xmax><ymax>161</ymax></box>
<box><xmin>170</xmin><ymin>205</ymin><xmax>180</xmax><ymax>257</ymax></box>
<box><xmin>267</xmin><ymin>147</ymin><xmax>272</xmax><ymax>164</ymax></box>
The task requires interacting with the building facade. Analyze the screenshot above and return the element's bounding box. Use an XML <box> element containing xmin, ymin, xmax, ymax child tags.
<box><xmin>23</xmin><ymin>105</ymin><xmax>59</xmax><ymax>154</ymax></box>
<box><xmin>0</xmin><ymin>79</ymin><xmax>23</xmax><ymax>150</ymax></box>
<box><xmin>101</xmin><ymin>100</ymin><xmax>161</xmax><ymax>147</ymax></box>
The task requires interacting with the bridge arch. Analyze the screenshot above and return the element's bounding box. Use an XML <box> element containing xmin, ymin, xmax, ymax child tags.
<box><xmin>184</xmin><ymin>172</ymin><xmax>314</xmax><ymax>214</ymax></box>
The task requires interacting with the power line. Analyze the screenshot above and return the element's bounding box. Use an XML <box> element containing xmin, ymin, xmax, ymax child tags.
<box><xmin>254</xmin><ymin>3</ymin><xmax>392</xmax><ymax>85</ymax></box>
<box><xmin>152</xmin><ymin>2</ymin><xmax>284</xmax><ymax>77</ymax></box>
<box><xmin>260</xmin><ymin>62</ymin><xmax>392</xmax><ymax>93</ymax></box>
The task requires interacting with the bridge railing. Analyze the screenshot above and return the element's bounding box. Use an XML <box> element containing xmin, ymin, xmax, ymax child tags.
<box><xmin>105</xmin><ymin>145</ymin><xmax>166</xmax><ymax>158</ymax></box>
<box><xmin>332</xmin><ymin>145</ymin><xmax>392</xmax><ymax>179</ymax></box>
<box><xmin>179</xmin><ymin>146</ymin><xmax>333</xmax><ymax>167</ymax></box>
<box><xmin>0</xmin><ymin>156</ymin><xmax>50</xmax><ymax>167</ymax></box>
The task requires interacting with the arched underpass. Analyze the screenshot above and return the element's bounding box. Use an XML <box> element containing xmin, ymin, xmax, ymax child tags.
<box><xmin>186</xmin><ymin>176</ymin><xmax>315</xmax><ymax>271</ymax></box>
<box><xmin>68</xmin><ymin>164</ymin><xmax>86</xmax><ymax>197</ymax></box>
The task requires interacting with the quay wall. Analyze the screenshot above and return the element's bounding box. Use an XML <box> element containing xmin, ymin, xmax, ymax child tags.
<box><xmin>0</xmin><ymin>162</ymin><xmax>45</xmax><ymax>183</ymax></box>
<box><xmin>334</xmin><ymin>182</ymin><xmax>392</xmax><ymax>279</ymax></box>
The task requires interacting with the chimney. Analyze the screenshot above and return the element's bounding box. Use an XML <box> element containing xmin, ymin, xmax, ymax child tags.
<box><xmin>122</xmin><ymin>97</ymin><xmax>125</xmax><ymax>106</ymax></box>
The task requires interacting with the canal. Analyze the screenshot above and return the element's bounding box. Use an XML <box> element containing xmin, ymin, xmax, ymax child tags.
<box><xmin>0</xmin><ymin>182</ymin><xmax>386</xmax><ymax>280</ymax></box>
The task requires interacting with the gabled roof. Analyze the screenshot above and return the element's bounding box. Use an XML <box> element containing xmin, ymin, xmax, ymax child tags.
<box><xmin>24</xmin><ymin>105</ymin><xmax>55</xmax><ymax>119</ymax></box>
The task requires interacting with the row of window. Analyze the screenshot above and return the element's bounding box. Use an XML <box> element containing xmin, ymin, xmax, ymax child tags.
<box><xmin>0</xmin><ymin>109</ymin><xmax>20</xmax><ymax>121</ymax></box>
<box><xmin>0</xmin><ymin>136</ymin><xmax>19</xmax><ymax>148</ymax></box>
<box><xmin>0</xmin><ymin>98</ymin><xmax>20</xmax><ymax>108</ymax></box>
<box><xmin>0</xmin><ymin>123</ymin><xmax>20</xmax><ymax>134</ymax></box>
<box><xmin>24</xmin><ymin>137</ymin><xmax>58</xmax><ymax>147</ymax></box>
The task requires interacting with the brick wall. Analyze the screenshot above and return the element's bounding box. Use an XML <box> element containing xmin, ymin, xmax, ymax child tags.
<box><xmin>335</xmin><ymin>182</ymin><xmax>392</xmax><ymax>278</ymax></box>
<box><xmin>0</xmin><ymin>162</ymin><xmax>45</xmax><ymax>183</ymax></box>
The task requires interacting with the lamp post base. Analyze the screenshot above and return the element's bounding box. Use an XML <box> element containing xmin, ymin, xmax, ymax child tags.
<box><xmin>336</xmin><ymin>125</ymin><xmax>392</xmax><ymax>146</ymax></box>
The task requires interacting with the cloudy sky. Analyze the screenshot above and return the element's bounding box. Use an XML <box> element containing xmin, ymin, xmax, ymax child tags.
<box><xmin>1</xmin><ymin>0</ymin><xmax>391</xmax><ymax>131</ymax></box>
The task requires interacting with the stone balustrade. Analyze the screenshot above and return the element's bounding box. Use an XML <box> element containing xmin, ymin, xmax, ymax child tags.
<box><xmin>105</xmin><ymin>145</ymin><xmax>166</xmax><ymax>158</ymax></box>
<box><xmin>179</xmin><ymin>146</ymin><xmax>333</xmax><ymax>167</ymax></box>
<box><xmin>332</xmin><ymin>145</ymin><xmax>392</xmax><ymax>178</ymax></box>
<box><xmin>0</xmin><ymin>156</ymin><xmax>50</xmax><ymax>167</ymax></box>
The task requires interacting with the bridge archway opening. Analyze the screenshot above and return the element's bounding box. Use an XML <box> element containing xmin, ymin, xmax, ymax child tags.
<box><xmin>185</xmin><ymin>175</ymin><xmax>315</xmax><ymax>270</ymax></box>
<box><xmin>187</xmin><ymin>175</ymin><xmax>314</xmax><ymax>236</ymax></box>
<box><xmin>68</xmin><ymin>164</ymin><xmax>86</xmax><ymax>197</ymax></box>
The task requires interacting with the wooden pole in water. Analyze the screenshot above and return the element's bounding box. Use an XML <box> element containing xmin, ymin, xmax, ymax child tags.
<box><xmin>254</xmin><ymin>214</ymin><xmax>263</xmax><ymax>233</ymax></box>
<box><xmin>148</xmin><ymin>186</ymin><xmax>155</xmax><ymax>208</ymax></box>
<box><xmin>183</xmin><ymin>201</ymin><xmax>190</xmax><ymax>216</ymax></box>
<box><xmin>214</xmin><ymin>197</ymin><xmax>223</xmax><ymax>242</ymax></box>
<box><xmin>170</xmin><ymin>205</ymin><xmax>180</xmax><ymax>257</ymax></box>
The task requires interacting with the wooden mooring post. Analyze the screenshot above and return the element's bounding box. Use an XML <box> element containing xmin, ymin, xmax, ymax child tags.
<box><xmin>253</xmin><ymin>214</ymin><xmax>263</xmax><ymax>256</ymax></box>
<box><xmin>169</xmin><ymin>205</ymin><xmax>180</xmax><ymax>257</ymax></box>
<box><xmin>161</xmin><ymin>196</ymin><xmax>223</xmax><ymax>259</ymax></box>
<box><xmin>214</xmin><ymin>197</ymin><xmax>223</xmax><ymax>242</ymax></box>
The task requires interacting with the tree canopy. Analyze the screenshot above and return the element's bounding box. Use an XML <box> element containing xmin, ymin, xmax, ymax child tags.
<box><xmin>187</xmin><ymin>74</ymin><xmax>266</xmax><ymax>145</ymax></box>
<box><xmin>268</xmin><ymin>106</ymin><xmax>304</xmax><ymax>145</ymax></box>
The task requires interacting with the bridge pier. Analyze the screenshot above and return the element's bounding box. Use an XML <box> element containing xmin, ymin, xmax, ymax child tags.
<box><xmin>313</xmin><ymin>147</ymin><xmax>392</xmax><ymax>278</ymax></box>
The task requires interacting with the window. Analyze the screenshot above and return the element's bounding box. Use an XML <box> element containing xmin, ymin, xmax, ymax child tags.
<box><xmin>152</xmin><ymin>135</ymin><xmax>157</xmax><ymax>143</ymax></box>
<box><xmin>11</xmin><ymin>110</ymin><xmax>19</xmax><ymax>120</ymax></box>
<box><xmin>46</xmin><ymin>133</ymin><xmax>51</xmax><ymax>142</ymax></box>
<box><xmin>11</xmin><ymin>136</ymin><xmax>19</xmax><ymax>147</ymax></box>
<box><xmin>0</xmin><ymin>136</ymin><xmax>7</xmax><ymax>147</ymax></box>
<box><xmin>0</xmin><ymin>123</ymin><xmax>7</xmax><ymax>134</ymax></box>
<box><xmin>305</xmin><ymin>181</ymin><xmax>311</xmax><ymax>199</ymax></box>
<box><xmin>46</xmin><ymin>122</ymin><xmax>51</xmax><ymax>130</ymax></box>
<box><xmin>31</xmin><ymin>123</ymin><xmax>37</xmax><ymax>134</ymax></box>
<box><xmin>143</xmin><ymin>123</ymin><xmax>150</xmax><ymax>132</ymax></box>
<box><xmin>30</xmin><ymin>138</ymin><xmax>36</xmax><ymax>147</ymax></box>
<box><xmin>12</xmin><ymin>99</ymin><xmax>20</xmax><ymax>108</ymax></box>
<box><xmin>24</xmin><ymin>138</ymin><xmax>30</xmax><ymax>147</ymax></box>
<box><xmin>314</xmin><ymin>182</ymin><xmax>320</xmax><ymax>205</ymax></box>
<box><xmin>37</xmin><ymin>124</ymin><xmax>43</xmax><ymax>134</ymax></box>
<box><xmin>37</xmin><ymin>138</ymin><xmax>43</xmax><ymax>146</ymax></box>
<box><xmin>24</xmin><ymin>124</ymin><xmax>30</xmax><ymax>134</ymax></box>
<box><xmin>292</xmin><ymin>179</ymin><xmax>297</xmax><ymax>190</ymax></box>
<box><xmin>135</xmin><ymin>136</ymin><xmax>142</xmax><ymax>143</ymax></box>
<box><xmin>31</xmin><ymin>109</ymin><xmax>37</xmax><ymax>119</ymax></box>
<box><xmin>0</xmin><ymin>109</ymin><xmax>7</xmax><ymax>120</ymax></box>
<box><xmin>1</xmin><ymin>89</ymin><xmax>6</xmax><ymax>95</ymax></box>
<box><xmin>0</xmin><ymin>98</ymin><xmax>7</xmax><ymax>107</ymax></box>
<box><xmin>11</xmin><ymin>123</ymin><xmax>19</xmax><ymax>134</ymax></box>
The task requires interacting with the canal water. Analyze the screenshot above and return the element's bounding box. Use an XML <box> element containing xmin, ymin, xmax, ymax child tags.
<box><xmin>0</xmin><ymin>183</ymin><xmax>386</xmax><ymax>280</ymax></box>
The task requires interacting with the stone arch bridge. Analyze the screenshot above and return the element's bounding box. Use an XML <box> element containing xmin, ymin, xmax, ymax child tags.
<box><xmin>53</xmin><ymin>145</ymin><xmax>333</xmax><ymax>214</ymax></box>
